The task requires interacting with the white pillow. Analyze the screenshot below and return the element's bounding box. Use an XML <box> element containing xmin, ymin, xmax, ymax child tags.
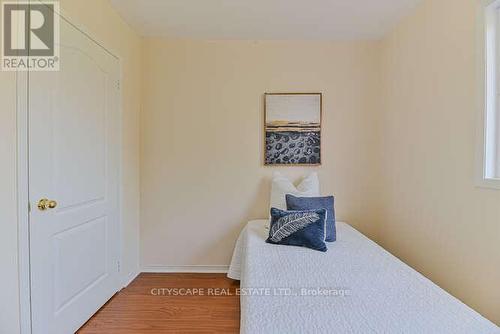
<box><xmin>269</xmin><ymin>172</ymin><xmax>320</xmax><ymax>212</ymax></box>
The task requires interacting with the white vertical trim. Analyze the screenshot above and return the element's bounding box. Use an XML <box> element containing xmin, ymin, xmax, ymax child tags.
<box><xmin>17</xmin><ymin>70</ymin><xmax>31</xmax><ymax>334</ymax></box>
<box><xmin>476</xmin><ymin>0</ymin><xmax>500</xmax><ymax>189</ymax></box>
<box><xmin>116</xmin><ymin>58</ymin><xmax>132</xmax><ymax>288</ymax></box>
<box><xmin>485</xmin><ymin>2</ymin><xmax>497</xmax><ymax>178</ymax></box>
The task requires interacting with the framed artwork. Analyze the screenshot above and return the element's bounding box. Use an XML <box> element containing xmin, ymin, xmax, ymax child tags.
<box><xmin>264</xmin><ymin>93</ymin><xmax>322</xmax><ymax>165</ymax></box>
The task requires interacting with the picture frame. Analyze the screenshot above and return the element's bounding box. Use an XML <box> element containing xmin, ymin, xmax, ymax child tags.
<box><xmin>264</xmin><ymin>93</ymin><xmax>322</xmax><ymax>166</ymax></box>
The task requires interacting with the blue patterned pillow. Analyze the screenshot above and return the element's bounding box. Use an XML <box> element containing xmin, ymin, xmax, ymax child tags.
<box><xmin>266</xmin><ymin>208</ymin><xmax>328</xmax><ymax>252</ymax></box>
<box><xmin>286</xmin><ymin>194</ymin><xmax>336</xmax><ymax>242</ymax></box>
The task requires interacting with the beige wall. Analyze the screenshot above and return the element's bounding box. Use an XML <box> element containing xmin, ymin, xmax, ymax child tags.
<box><xmin>141</xmin><ymin>2</ymin><xmax>500</xmax><ymax>324</ymax></box>
<box><xmin>0</xmin><ymin>0</ymin><xmax>142</xmax><ymax>332</ymax></box>
<box><xmin>140</xmin><ymin>38</ymin><xmax>380</xmax><ymax>267</ymax></box>
<box><xmin>377</xmin><ymin>0</ymin><xmax>500</xmax><ymax>325</ymax></box>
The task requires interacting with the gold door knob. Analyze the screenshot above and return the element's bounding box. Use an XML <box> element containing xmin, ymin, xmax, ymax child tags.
<box><xmin>37</xmin><ymin>198</ymin><xmax>57</xmax><ymax>211</ymax></box>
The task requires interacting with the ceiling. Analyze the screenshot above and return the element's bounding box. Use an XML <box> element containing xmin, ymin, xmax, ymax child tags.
<box><xmin>110</xmin><ymin>0</ymin><xmax>421</xmax><ymax>40</ymax></box>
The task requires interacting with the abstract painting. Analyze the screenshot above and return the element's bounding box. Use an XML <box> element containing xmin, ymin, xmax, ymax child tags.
<box><xmin>264</xmin><ymin>93</ymin><xmax>321</xmax><ymax>165</ymax></box>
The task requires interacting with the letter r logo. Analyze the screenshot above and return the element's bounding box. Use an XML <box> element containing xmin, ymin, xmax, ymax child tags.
<box><xmin>3</xmin><ymin>2</ymin><xmax>55</xmax><ymax>56</ymax></box>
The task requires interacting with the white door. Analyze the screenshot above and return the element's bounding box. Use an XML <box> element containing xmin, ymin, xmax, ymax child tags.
<box><xmin>29</xmin><ymin>15</ymin><xmax>121</xmax><ymax>334</ymax></box>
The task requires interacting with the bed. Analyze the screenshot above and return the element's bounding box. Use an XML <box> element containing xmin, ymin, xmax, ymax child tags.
<box><xmin>228</xmin><ymin>220</ymin><xmax>499</xmax><ymax>334</ymax></box>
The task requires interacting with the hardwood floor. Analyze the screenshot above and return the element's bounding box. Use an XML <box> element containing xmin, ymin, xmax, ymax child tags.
<box><xmin>78</xmin><ymin>273</ymin><xmax>240</xmax><ymax>334</ymax></box>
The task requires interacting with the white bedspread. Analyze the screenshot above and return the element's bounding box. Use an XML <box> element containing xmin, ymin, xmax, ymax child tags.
<box><xmin>228</xmin><ymin>220</ymin><xmax>499</xmax><ymax>334</ymax></box>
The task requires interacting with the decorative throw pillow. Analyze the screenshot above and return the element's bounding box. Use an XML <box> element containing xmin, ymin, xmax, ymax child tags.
<box><xmin>266</xmin><ymin>207</ymin><xmax>327</xmax><ymax>252</ymax></box>
<box><xmin>269</xmin><ymin>172</ymin><xmax>320</xmax><ymax>211</ymax></box>
<box><xmin>286</xmin><ymin>194</ymin><xmax>336</xmax><ymax>242</ymax></box>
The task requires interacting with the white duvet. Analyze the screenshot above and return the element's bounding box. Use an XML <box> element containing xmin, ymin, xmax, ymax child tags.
<box><xmin>228</xmin><ymin>220</ymin><xmax>499</xmax><ymax>334</ymax></box>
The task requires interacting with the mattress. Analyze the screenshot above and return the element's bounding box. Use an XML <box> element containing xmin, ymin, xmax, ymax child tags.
<box><xmin>228</xmin><ymin>220</ymin><xmax>499</xmax><ymax>334</ymax></box>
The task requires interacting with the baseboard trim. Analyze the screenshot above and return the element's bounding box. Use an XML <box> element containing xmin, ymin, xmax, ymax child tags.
<box><xmin>121</xmin><ymin>271</ymin><xmax>140</xmax><ymax>288</ymax></box>
<box><xmin>141</xmin><ymin>265</ymin><xmax>229</xmax><ymax>273</ymax></box>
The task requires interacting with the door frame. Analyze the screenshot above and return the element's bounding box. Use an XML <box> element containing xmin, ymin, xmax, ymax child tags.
<box><xmin>16</xmin><ymin>7</ymin><xmax>125</xmax><ymax>334</ymax></box>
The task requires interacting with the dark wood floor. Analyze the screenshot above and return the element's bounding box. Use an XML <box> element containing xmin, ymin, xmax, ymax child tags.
<box><xmin>78</xmin><ymin>273</ymin><xmax>240</xmax><ymax>334</ymax></box>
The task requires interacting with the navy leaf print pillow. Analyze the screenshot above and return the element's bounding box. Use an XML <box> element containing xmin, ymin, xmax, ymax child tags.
<box><xmin>266</xmin><ymin>207</ymin><xmax>327</xmax><ymax>252</ymax></box>
<box><xmin>286</xmin><ymin>194</ymin><xmax>336</xmax><ymax>242</ymax></box>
